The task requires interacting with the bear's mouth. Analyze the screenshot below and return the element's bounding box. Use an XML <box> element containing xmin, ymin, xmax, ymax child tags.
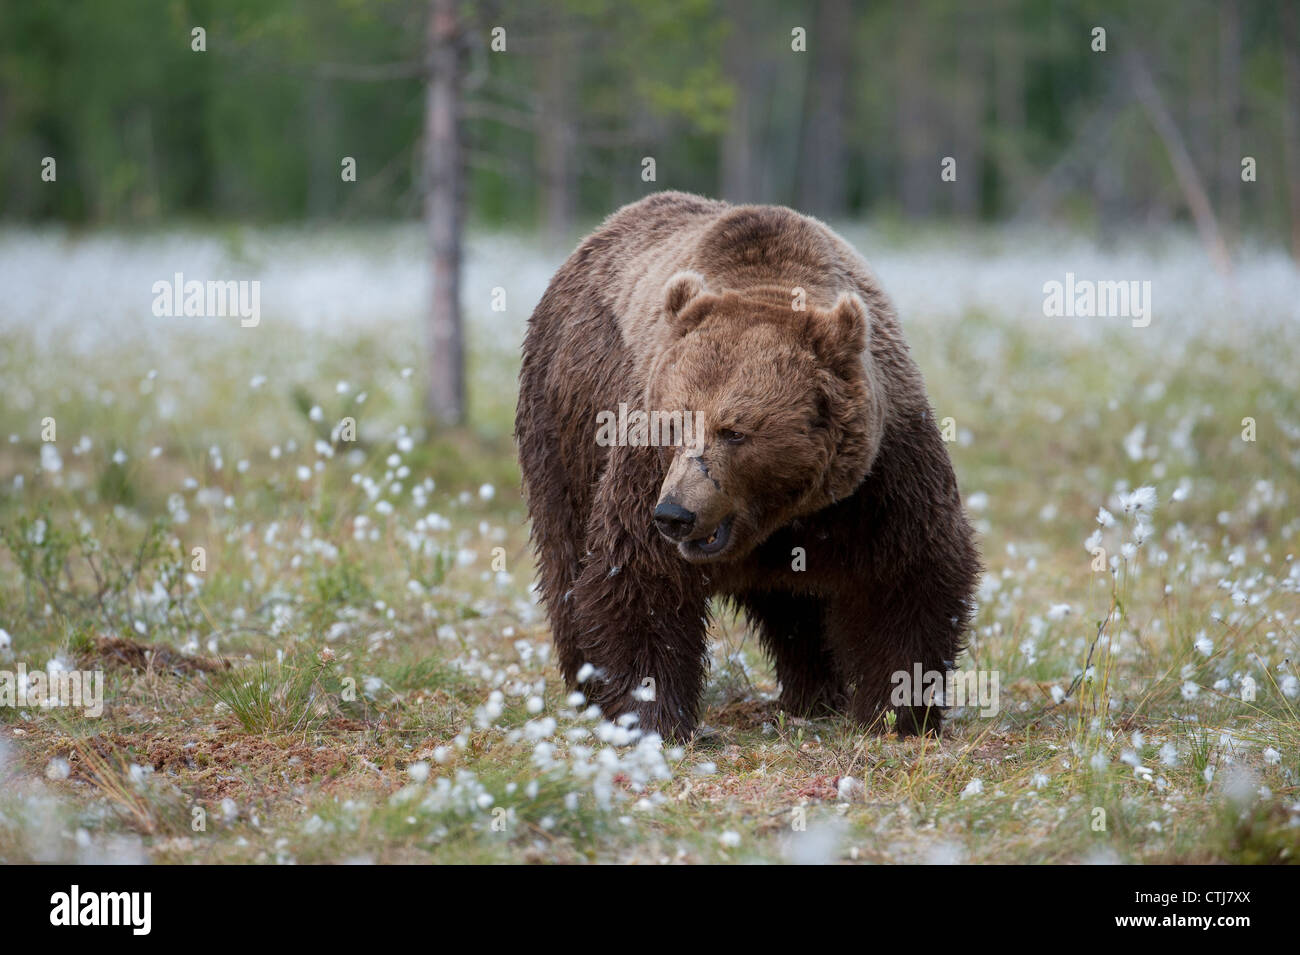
<box><xmin>682</xmin><ymin>516</ymin><xmax>733</xmax><ymax>558</ymax></box>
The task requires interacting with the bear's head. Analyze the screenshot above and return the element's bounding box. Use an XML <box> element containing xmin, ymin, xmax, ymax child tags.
<box><xmin>646</xmin><ymin>270</ymin><xmax>885</xmax><ymax>564</ymax></box>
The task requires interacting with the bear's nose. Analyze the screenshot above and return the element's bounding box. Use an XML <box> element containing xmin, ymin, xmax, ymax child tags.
<box><xmin>653</xmin><ymin>498</ymin><xmax>696</xmax><ymax>540</ymax></box>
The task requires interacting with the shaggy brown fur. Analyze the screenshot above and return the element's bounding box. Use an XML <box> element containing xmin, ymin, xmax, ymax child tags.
<box><xmin>516</xmin><ymin>191</ymin><xmax>979</xmax><ymax>739</ymax></box>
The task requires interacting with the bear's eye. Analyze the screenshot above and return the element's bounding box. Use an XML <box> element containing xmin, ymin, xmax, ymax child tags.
<box><xmin>719</xmin><ymin>429</ymin><xmax>746</xmax><ymax>445</ymax></box>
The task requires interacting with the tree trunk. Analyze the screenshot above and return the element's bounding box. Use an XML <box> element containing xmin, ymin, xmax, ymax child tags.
<box><xmin>720</xmin><ymin>1</ymin><xmax>758</xmax><ymax>203</ymax></box>
<box><xmin>1126</xmin><ymin>51</ymin><xmax>1232</xmax><ymax>275</ymax></box>
<box><xmin>1282</xmin><ymin>0</ymin><xmax>1300</xmax><ymax>265</ymax></box>
<box><xmin>424</xmin><ymin>0</ymin><xmax>466</xmax><ymax>427</ymax></box>
<box><xmin>307</xmin><ymin>77</ymin><xmax>337</xmax><ymax>219</ymax></box>
<box><xmin>797</xmin><ymin>0</ymin><xmax>850</xmax><ymax>217</ymax></box>
<box><xmin>952</xmin><ymin>17</ymin><xmax>985</xmax><ymax>220</ymax></box>
<box><xmin>993</xmin><ymin>2</ymin><xmax>1024</xmax><ymax>215</ymax></box>
<box><xmin>538</xmin><ymin>26</ymin><xmax>577</xmax><ymax>247</ymax></box>
<box><xmin>1217</xmin><ymin>0</ymin><xmax>1242</xmax><ymax>247</ymax></box>
<box><xmin>897</xmin><ymin>10</ymin><xmax>935</xmax><ymax>218</ymax></box>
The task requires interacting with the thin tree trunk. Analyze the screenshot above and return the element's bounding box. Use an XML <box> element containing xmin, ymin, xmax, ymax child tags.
<box><xmin>897</xmin><ymin>10</ymin><xmax>935</xmax><ymax>218</ymax></box>
<box><xmin>797</xmin><ymin>0</ymin><xmax>850</xmax><ymax>217</ymax></box>
<box><xmin>1126</xmin><ymin>51</ymin><xmax>1232</xmax><ymax>275</ymax></box>
<box><xmin>720</xmin><ymin>1</ymin><xmax>757</xmax><ymax>203</ymax></box>
<box><xmin>1282</xmin><ymin>0</ymin><xmax>1300</xmax><ymax>265</ymax></box>
<box><xmin>424</xmin><ymin>0</ymin><xmax>466</xmax><ymax>427</ymax></box>
<box><xmin>1217</xmin><ymin>0</ymin><xmax>1242</xmax><ymax>246</ymax></box>
<box><xmin>993</xmin><ymin>2</ymin><xmax>1024</xmax><ymax>215</ymax></box>
<box><xmin>952</xmin><ymin>18</ymin><xmax>985</xmax><ymax>220</ymax></box>
<box><xmin>307</xmin><ymin>77</ymin><xmax>337</xmax><ymax>219</ymax></box>
<box><xmin>1188</xmin><ymin>17</ymin><xmax>1215</xmax><ymax>204</ymax></box>
<box><xmin>538</xmin><ymin>27</ymin><xmax>577</xmax><ymax>246</ymax></box>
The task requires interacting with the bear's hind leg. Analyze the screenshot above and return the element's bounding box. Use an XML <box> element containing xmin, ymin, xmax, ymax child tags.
<box><xmin>515</xmin><ymin>402</ymin><xmax>590</xmax><ymax>686</ymax></box>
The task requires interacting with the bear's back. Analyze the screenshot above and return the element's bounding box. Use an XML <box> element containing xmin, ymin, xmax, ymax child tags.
<box><xmin>576</xmin><ymin>192</ymin><xmax>877</xmax><ymax>345</ymax></box>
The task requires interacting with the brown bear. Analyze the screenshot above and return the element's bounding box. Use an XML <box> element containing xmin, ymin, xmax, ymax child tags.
<box><xmin>516</xmin><ymin>191</ymin><xmax>979</xmax><ymax>739</ymax></box>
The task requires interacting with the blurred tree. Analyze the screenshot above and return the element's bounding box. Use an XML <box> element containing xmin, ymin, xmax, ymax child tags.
<box><xmin>425</xmin><ymin>0</ymin><xmax>466</xmax><ymax>427</ymax></box>
<box><xmin>1218</xmin><ymin>0</ymin><xmax>1242</xmax><ymax>247</ymax></box>
<box><xmin>537</xmin><ymin>24</ymin><xmax>577</xmax><ymax>245</ymax></box>
<box><xmin>797</xmin><ymin>0</ymin><xmax>850</xmax><ymax>217</ymax></box>
<box><xmin>1283</xmin><ymin>0</ymin><xmax>1300</xmax><ymax>264</ymax></box>
<box><xmin>718</xmin><ymin>0</ymin><xmax>759</xmax><ymax>203</ymax></box>
<box><xmin>0</xmin><ymin>0</ymin><xmax>1295</xmax><ymax>261</ymax></box>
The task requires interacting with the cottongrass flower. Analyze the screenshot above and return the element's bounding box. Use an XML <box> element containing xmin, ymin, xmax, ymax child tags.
<box><xmin>1046</xmin><ymin>603</ymin><xmax>1072</xmax><ymax>621</ymax></box>
<box><xmin>40</xmin><ymin>444</ymin><xmax>62</xmax><ymax>473</ymax></box>
<box><xmin>1123</xmin><ymin>423</ymin><xmax>1146</xmax><ymax>461</ymax></box>
<box><xmin>1117</xmin><ymin>486</ymin><xmax>1157</xmax><ymax>519</ymax></box>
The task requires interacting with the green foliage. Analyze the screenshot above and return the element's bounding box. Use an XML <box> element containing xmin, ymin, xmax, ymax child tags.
<box><xmin>208</xmin><ymin>653</ymin><xmax>345</xmax><ymax>734</ymax></box>
<box><xmin>4</xmin><ymin>0</ymin><xmax>1292</xmax><ymax>239</ymax></box>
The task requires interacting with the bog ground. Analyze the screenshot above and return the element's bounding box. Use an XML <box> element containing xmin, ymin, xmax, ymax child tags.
<box><xmin>1</xmin><ymin>225</ymin><xmax>1297</xmax><ymax>863</ymax></box>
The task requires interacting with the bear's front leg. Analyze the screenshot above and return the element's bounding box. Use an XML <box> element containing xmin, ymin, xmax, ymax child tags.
<box><xmin>568</xmin><ymin>445</ymin><xmax>712</xmax><ymax>740</ymax></box>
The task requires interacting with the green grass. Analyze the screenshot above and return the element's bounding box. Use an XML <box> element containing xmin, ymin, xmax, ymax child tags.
<box><xmin>0</xmin><ymin>244</ymin><xmax>1298</xmax><ymax>864</ymax></box>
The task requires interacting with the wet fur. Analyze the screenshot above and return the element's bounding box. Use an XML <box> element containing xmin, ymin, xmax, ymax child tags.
<box><xmin>516</xmin><ymin>191</ymin><xmax>980</xmax><ymax>738</ymax></box>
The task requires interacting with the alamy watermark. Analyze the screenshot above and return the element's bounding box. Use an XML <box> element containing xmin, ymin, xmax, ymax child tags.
<box><xmin>890</xmin><ymin>664</ymin><xmax>1000</xmax><ymax>717</ymax></box>
<box><xmin>1042</xmin><ymin>272</ymin><xmax>1152</xmax><ymax>328</ymax></box>
<box><xmin>151</xmin><ymin>272</ymin><xmax>260</xmax><ymax>327</ymax></box>
<box><xmin>594</xmin><ymin>403</ymin><xmax>704</xmax><ymax>451</ymax></box>
<box><xmin>1</xmin><ymin>663</ymin><xmax>104</xmax><ymax>717</ymax></box>
<box><xmin>50</xmin><ymin>885</ymin><xmax>151</xmax><ymax>935</ymax></box>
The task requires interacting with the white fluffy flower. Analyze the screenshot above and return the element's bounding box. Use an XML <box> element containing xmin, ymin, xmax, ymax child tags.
<box><xmin>1118</xmin><ymin>486</ymin><xmax>1157</xmax><ymax>518</ymax></box>
<box><xmin>1281</xmin><ymin>674</ymin><xmax>1299</xmax><ymax>699</ymax></box>
<box><xmin>40</xmin><ymin>444</ymin><xmax>62</xmax><ymax>473</ymax></box>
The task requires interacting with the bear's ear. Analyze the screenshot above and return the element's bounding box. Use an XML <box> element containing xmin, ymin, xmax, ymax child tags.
<box><xmin>663</xmin><ymin>270</ymin><xmax>709</xmax><ymax>335</ymax></box>
<box><xmin>810</xmin><ymin>292</ymin><xmax>870</xmax><ymax>371</ymax></box>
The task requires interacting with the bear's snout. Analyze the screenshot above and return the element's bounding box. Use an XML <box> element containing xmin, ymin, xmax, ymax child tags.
<box><xmin>653</xmin><ymin>497</ymin><xmax>696</xmax><ymax>540</ymax></box>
